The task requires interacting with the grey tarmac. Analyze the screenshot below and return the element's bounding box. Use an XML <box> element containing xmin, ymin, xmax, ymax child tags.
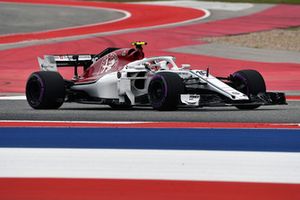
<box><xmin>0</xmin><ymin>2</ymin><xmax>125</xmax><ymax>35</ymax></box>
<box><xmin>0</xmin><ymin>3</ymin><xmax>272</xmax><ymax>50</ymax></box>
<box><xmin>0</xmin><ymin>2</ymin><xmax>299</xmax><ymax>124</ymax></box>
<box><xmin>0</xmin><ymin>100</ymin><xmax>299</xmax><ymax>123</ymax></box>
<box><xmin>169</xmin><ymin>43</ymin><xmax>300</xmax><ymax>64</ymax></box>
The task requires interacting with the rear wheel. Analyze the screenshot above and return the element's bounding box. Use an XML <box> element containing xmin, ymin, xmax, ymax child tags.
<box><xmin>26</xmin><ymin>71</ymin><xmax>65</xmax><ymax>109</ymax></box>
<box><xmin>148</xmin><ymin>72</ymin><xmax>184</xmax><ymax>111</ymax></box>
<box><xmin>231</xmin><ymin>69</ymin><xmax>266</xmax><ymax>110</ymax></box>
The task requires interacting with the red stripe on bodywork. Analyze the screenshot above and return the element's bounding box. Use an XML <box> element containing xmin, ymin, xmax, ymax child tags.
<box><xmin>0</xmin><ymin>178</ymin><xmax>299</xmax><ymax>200</ymax></box>
<box><xmin>0</xmin><ymin>121</ymin><xmax>299</xmax><ymax>129</ymax></box>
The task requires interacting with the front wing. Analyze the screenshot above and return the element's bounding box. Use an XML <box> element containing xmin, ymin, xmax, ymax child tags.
<box><xmin>181</xmin><ymin>92</ymin><xmax>286</xmax><ymax>107</ymax></box>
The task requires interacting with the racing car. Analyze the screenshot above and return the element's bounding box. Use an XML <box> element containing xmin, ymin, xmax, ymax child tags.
<box><xmin>26</xmin><ymin>41</ymin><xmax>286</xmax><ymax>111</ymax></box>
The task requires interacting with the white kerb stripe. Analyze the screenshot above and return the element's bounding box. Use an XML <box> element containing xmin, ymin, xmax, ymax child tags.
<box><xmin>0</xmin><ymin>148</ymin><xmax>299</xmax><ymax>184</ymax></box>
<box><xmin>0</xmin><ymin>96</ymin><xmax>26</xmax><ymax>100</ymax></box>
<box><xmin>132</xmin><ymin>1</ymin><xmax>253</xmax><ymax>11</ymax></box>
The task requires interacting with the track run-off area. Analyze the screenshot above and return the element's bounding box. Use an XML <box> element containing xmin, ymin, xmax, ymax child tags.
<box><xmin>0</xmin><ymin>0</ymin><xmax>208</xmax><ymax>44</ymax></box>
<box><xmin>1</xmin><ymin>0</ymin><xmax>300</xmax><ymax>93</ymax></box>
<box><xmin>0</xmin><ymin>0</ymin><xmax>300</xmax><ymax>200</ymax></box>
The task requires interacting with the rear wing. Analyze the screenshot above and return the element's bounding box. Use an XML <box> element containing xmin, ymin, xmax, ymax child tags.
<box><xmin>38</xmin><ymin>47</ymin><xmax>122</xmax><ymax>72</ymax></box>
<box><xmin>38</xmin><ymin>54</ymin><xmax>95</xmax><ymax>72</ymax></box>
<box><xmin>37</xmin><ymin>48</ymin><xmax>123</xmax><ymax>80</ymax></box>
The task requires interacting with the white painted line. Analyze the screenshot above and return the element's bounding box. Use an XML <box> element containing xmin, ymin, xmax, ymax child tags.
<box><xmin>0</xmin><ymin>148</ymin><xmax>299</xmax><ymax>184</ymax></box>
<box><xmin>147</xmin><ymin>7</ymin><xmax>210</xmax><ymax>29</ymax></box>
<box><xmin>0</xmin><ymin>120</ymin><xmax>151</xmax><ymax>124</ymax></box>
<box><xmin>0</xmin><ymin>96</ymin><xmax>26</xmax><ymax>100</ymax></box>
<box><xmin>0</xmin><ymin>4</ymin><xmax>210</xmax><ymax>46</ymax></box>
<box><xmin>272</xmin><ymin>123</ymin><xmax>300</xmax><ymax>127</ymax></box>
<box><xmin>287</xmin><ymin>99</ymin><xmax>300</xmax><ymax>102</ymax></box>
<box><xmin>0</xmin><ymin>120</ymin><xmax>299</xmax><ymax>129</ymax></box>
<box><xmin>0</xmin><ymin>2</ymin><xmax>131</xmax><ymax>37</ymax></box>
<box><xmin>131</xmin><ymin>1</ymin><xmax>253</xmax><ymax>11</ymax></box>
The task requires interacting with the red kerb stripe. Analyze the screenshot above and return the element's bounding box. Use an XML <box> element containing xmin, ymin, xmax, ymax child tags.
<box><xmin>0</xmin><ymin>178</ymin><xmax>299</xmax><ymax>200</ymax></box>
<box><xmin>0</xmin><ymin>121</ymin><xmax>299</xmax><ymax>129</ymax></box>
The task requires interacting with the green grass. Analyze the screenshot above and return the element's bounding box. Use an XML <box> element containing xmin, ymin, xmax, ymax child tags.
<box><xmin>89</xmin><ymin>0</ymin><xmax>300</xmax><ymax>4</ymax></box>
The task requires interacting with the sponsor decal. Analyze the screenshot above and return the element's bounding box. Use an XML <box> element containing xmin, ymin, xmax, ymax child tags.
<box><xmin>100</xmin><ymin>52</ymin><xmax>118</xmax><ymax>73</ymax></box>
<box><xmin>195</xmin><ymin>70</ymin><xmax>207</xmax><ymax>76</ymax></box>
<box><xmin>91</xmin><ymin>53</ymin><xmax>119</xmax><ymax>76</ymax></box>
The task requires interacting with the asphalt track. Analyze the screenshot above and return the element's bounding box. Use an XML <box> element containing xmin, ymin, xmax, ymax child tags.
<box><xmin>0</xmin><ymin>2</ymin><xmax>126</xmax><ymax>35</ymax></box>
<box><xmin>0</xmin><ymin>0</ymin><xmax>207</xmax><ymax>44</ymax></box>
<box><xmin>0</xmin><ymin>100</ymin><xmax>299</xmax><ymax>123</ymax></box>
<box><xmin>1</xmin><ymin>1</ymin><xmax>300</xmax><ymax>93</ymax></box>
<box><xmin>1</xmin><ymin>2</ymin><xmax>300</xmax><ymax>200</ymax></box>
<box><xmin>0</xmin><ymin>0</ymin><xmax>299</xmax><ymax>123</ymax></box>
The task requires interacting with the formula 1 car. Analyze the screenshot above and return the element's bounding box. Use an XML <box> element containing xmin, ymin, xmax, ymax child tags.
<box><xmin>26</xmin><ymin>41</ymin><xmax>286</xmax><ymax>110</ymax></box>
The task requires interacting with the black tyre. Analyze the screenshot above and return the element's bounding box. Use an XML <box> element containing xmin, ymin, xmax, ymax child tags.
<box><xmin>231</xmin><ymin>69</ymin><xmax>266</xmax><ymax>110</ymax></box>
<box><xmin>148</xmin><ymin>72</ymin><xmax>184</xmax><ymax>111</ymax></box>
<box><xmin>26</xmin><ymin>71</ymin><xmax>65</xmax><ymax>109</ymax></box>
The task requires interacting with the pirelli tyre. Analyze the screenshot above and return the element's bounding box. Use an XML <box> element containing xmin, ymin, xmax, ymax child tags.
<box><xmin>148</xmin><ymin>72</ymin><xmax>184</xmax><ymax>111</ymax></box>
<box><xmin>26</xmin><ymin>71</ymin><xmax>65</xmax><ymax>109</ymax></box>
<box><xmin>231</xmin><ymin>69</ymin><xmax>266</xmax><ymax>110</ymax></box>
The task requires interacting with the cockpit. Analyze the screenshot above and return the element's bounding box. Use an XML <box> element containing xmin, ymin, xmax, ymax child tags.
<box><xmin>126</xmin><ymin>56</ymin><xmax>180</xmax><ymax>71</ymax></box>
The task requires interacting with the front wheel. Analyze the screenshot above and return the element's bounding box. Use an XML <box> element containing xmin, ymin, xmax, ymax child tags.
<box><xmin>148</xmin><ymin>72</ymin><xmax>184</xmax><ymax>111</ymax></box>
<box><xmin>26</xmin><ymin>71</ymin><xmax>65</xmax><ymax>109</ymax></box>
<box><xmin>231</xmin><ymin>69</ymin><xmax>266</xmax><ymax>110</ymax></box>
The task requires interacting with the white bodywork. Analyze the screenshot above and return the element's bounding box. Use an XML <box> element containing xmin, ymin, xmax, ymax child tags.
<box><xmin>39</xmin><ymin>56</ymin><xmax>249</xmax><ymax>106</ymax></box>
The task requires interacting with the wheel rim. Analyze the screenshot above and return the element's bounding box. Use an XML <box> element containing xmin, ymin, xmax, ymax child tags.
<box><xmin>26</xmin><ymin>75</ymin><xmax>44</xmax><ymax>106</ymax></box>
<box><xmin>149</xmin><ymin>79</ymin><xmax>166</xmax><ymax>103</ymax></box>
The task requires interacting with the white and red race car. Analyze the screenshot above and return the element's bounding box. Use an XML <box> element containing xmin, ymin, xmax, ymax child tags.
<box><xmin>26</xmin><ymin>42</ymin><xmax>286</xmax><ymax>110</ymax></box>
